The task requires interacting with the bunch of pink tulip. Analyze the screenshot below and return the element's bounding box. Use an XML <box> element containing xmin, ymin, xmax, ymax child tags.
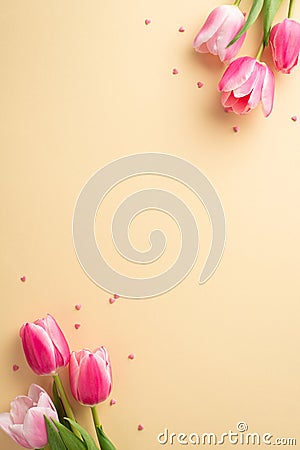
<box><xmin>193</xmin><ymin>0</ymin><xmax>300</xmax><ymax>116</ymax></box>
<box><xmin>0</xmin><ymin>314</ymin><xmax>116</xmax><ymax>450</ymax></box>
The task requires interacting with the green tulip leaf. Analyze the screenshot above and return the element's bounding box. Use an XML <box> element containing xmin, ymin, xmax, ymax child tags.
<box><xmin>44</xmin><ymin>416</ymin><xmax>67</xmax><ymax>450</ymax></box>
<box><xmin>52</xmin><ymin>381</ymin><xmax>72</xmax><ymax>431</ymax></box>
<box><xmin>65</xmin><ymin>418</ymin><xmax>99</xmax><ymax>450</ymax></box>
<box><xmin>96</xmin><ymin>425</ymin><xmax>118</xmax><ymax>450</ymax></box>
<box><xmin>51</xmin><ymin>419</ymin><xmax>87</xmax><ymax>450</ymax></box>
<box><xmin>227</xmin><ymin>0</ymin><xmax>264</xmax><ymax>47</ymax></box>
<box><xmin>263</xmin><ymin>0</ymin><xmax>284</xmax><ymax>45</ymax></box>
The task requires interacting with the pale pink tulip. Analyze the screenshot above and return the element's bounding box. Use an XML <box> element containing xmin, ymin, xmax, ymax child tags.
<box><xmin>0</xmin><ymin>384</ymin><xmax>58</xmax><ymax>449</ymax></box>
<box><xmin>270</xmin><ymin>18</ymin><xmax>300</xmax><ymax>74</ymax></box>
<box><xmin>218</xmin><ymin>56</ymin><xmax>275</xmax><ymax>116</ymax></box>
<box><xmin>69</xmin><ymin>347</ymin><xmax>112</xmax><ymax>406</ymax></box>
<box><xmin>193</xmin><ymin>5</ymin><xmax>246</xmax><ymax>62</ymax></box>
<box><xmin>20</xmin><ymin>314</ymin><xmax>70</xmax><ymax>375</ymax></box>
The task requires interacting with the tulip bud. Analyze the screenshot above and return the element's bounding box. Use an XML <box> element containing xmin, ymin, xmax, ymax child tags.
<box><xmin>193</xmin><ymin>5</ymin><xmax>246</xmax><ymax>62</ymax></box>
<box><xmin>270</xmin><ymin>18</ymin><xmax>300</xmax><ymax>74</ymax></box>
<box><xmin>0</xmin><ymin>384</ymin><xmax>58</xmax><ymax>449</ymax></box>
<box><xmin>20</xmin><ymin>314</ymin><xmax>70</xmax><ymax>375</ymax></box>
<box><xmin>69</xmin><ymin>347</ymin><xmax>112</xmax><ymax>406</ymax></box>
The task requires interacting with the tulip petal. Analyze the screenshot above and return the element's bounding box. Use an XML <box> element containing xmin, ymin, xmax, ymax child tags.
<box><xmin>79</xmin><ymin>353</ymin><xmax>111</xmax><ymax>405</ymax></box>
<box><xmin>205</xmin><ymin>32</ymin><xmax>220</xmax><ymax>55</ymax></box>
<box><xmin>216</xmin><ymin>8</ymin><xmax>246</xmax><ymax>61</ymax></box>
<box><xmin>0</xmin><ymin>412</ymin><xmax>13</xmax><ymax>434</ymax></box>
<box><xmin>10</xmin><ymin>396</ymin><xmax>33</xmax><ymax>424</ymax></box>
<box><xmin>196</xmin><ymin>42</ymin><xmax>209</xmax><ymax>53</ymax></box>
<box><xmin>28</xmin><ymin>384</ymin><xmax>46</xmax><ymax>404</ymax></box>
<box><xmin>221</xmin><ymin>91</ymin><xmax>232</xmax><ymax>107</ymax></box>
<box><xmin>8</xmin><ymin>424</ymin><xmax>31</xmax><ymax>448</ymax></box>
<box><xmin>37</xmin><ymin>392</ymin><xmax>56</xmax><ymax>410</ymax></box>
<box><xmin>261</xmin><ymin>65</ymin><xmax>275</xmax><ymax>117</ymax></box>
<box><xmin>20</xmin><ymin>323</ymin><xmax>57</xmax><ymax>375</ymax></box>
<box><xmin>270</xmin><ymin>22</ymin><xmax>280</xmax><ymax>66</ymax></box>
<box><xmin>233</xmin><ymin>64</ymin><xmax>258</xmax><ymax>97</ymax></box>
<box><xmin>23</xmin><ymin>406</ymin><xmax>58</xmax><ymax>448</ymax></box>
<box><xmin>223</xmin><ymin>92</ymin><xmax>239</xmax><ymax>108</ymax></box>
<box><xmin>232</xmin><ymin>95</ymin><xmax>252</xmax><ymax>114</ymax></box>
<box><xmin>193</xmin><ymin>5</ymin><xmax>230</xmax><ymax>49</ymax></box>
<box><xmin>77</xmin><ymin>353</ymin><xmax>102</xmax><ymax>405</ymax></box>
<box><xmin>42</xmin><ymin>314</ymin><xmax>70</xmax><ymax>367</ymax></box>
<box><xmin>218</xmin><ymin>57</ymin><xmax>256</xmax><ymax>92</ymax></box>
<box><xmin>248</xmin><ymin>63</ymin><xmax>266</xmax><ymax>109</ymax></box>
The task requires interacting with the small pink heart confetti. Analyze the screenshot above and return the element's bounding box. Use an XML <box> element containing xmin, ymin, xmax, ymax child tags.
<box><xmin>128</xmin><ymin>353</ymin><xmax>135</xmax><ymax>360</ymax></box>
<box><xmin>197</xmin><ymin>81</ymin><xmax>204</xmax><ymax>88</ymax></box>
<box><xmin>172</xmin><ymin>68</ymin><xmax>179</xmax><ymax>75</ymax></box>
<box><xmin>12</xmin><ymin>364</ymin><xmax>19</xmax><ymax>372</ymax></box>
<box><xmin>178</xmin><ymin>26</ymin><xmax>185</xmax><ymax>32</ymax></box>
<box><xmin>138</xmin><ymin>424</ymin><xmax>145</xmax><ymax>431</ymax></box>
<box><xmin>291</xmin><ymin>115</ymin><xmax>298</xmax><ymax>122</ymax></box>
<box><xmin>233</xmin><ymin>126</ymin><xmax>239</xmax><ymax>133</ymax></box>
<box><xmin>75</xmin><ymin>304</ymin><xmax>82</xmax><ymax>311</ymax></box>
<box><xmin>110</xmin><ymin>398</ymin><xmax>117</xmax><ymax>406</ymax></box>
<box><xmin>113</xmin><ymin>294</ymin><xmax>120</xmax><ymax>299</ymax></box>
<box><xmin>109</xmin><ymin>297</ymin><xmax>116</xmax><ymax>304</ymax></box>
<box><xmin>74</xmin><ymin>323</ymin><xmax>81</xmax><ymax>330</ymax></box>
<box><xmin>20</xmin><ymin>276</ymin><xmax>26</xmax><ymax>282</ymax></box>
<box><xmin>145</xmin><ymin>19</ymin><xmax>151</xmax><ymax>25</ymax></box>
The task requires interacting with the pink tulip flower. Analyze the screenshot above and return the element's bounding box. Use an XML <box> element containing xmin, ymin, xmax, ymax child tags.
<box><xmin>193</xmin><ymin>5</ymin><xmax>246</xmax><ymax>62</ymax></box>
<box><xmin>218</xmin><ymin>56</ymin><xmax>275</xmax><ymax>116</ymax></box>
<box><xmin>20</xmin><ymin>314</ymin><xmax>70</xmax><ymax>375</ymax></box>
<box><xmin>69</xmin><ymin>347</ymin><xmax>112</xmax><ymax>406</ymax></box>
<box><xmin>270</xmin><ymin>18</ymin><xmax>300</xmax><ymax>74</ymax></box>
<box><xmin>0</xmin><ymin>384</ymin><xmax>58</xmax><ymax>449</ymax></box>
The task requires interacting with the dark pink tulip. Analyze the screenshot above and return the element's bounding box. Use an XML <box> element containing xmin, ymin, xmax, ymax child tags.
<box><xmin>69</xmin><ymin>347</ymin><xmax>112</xmax><ymax>406</ymax></box>
<box><xmin>270</xmin><ymin>18</ymin><xmax>300</xmax><ymax>74</ymax></box>
<box><xmin>218</xmin><ymin>56</ymin><xmax>275</xmax><ymax>116</ymax></box>
<box><xmin>0</xmin><ymin>384</ymin><xmax>58</xmax><ymax>449</ymax></box>
<box><xmin>193</xmin><ymin>5</ymin><xmax>246</xmax><ymax>62</ymax></box>
<box><xmin>20</xmin><ymin>314</ymin><xmax>70</xmax><ymax>375</ymax></box>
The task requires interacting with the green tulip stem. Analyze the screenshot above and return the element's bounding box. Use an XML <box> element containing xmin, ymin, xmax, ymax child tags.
<box><xmin>255</xmin><ymin>41</ymin><xmax>264</xmax><ymax>60</ymax></box>
<box><xmin>233</xmin><ymin>0</ymin><xmax>242</xmax><ymax>6</ymax></box>
<box><xmin>288</xmin><ymin>0</ymin><xmax>295</xmax><ymax>17</ymax></box>
<box><xmin>91</xmin><ymin>405</ymin><xmax>101</xmax><ymax>428</ymax></box>
<box><xmin>91</xmin><ymin>406</ymin><xmax>103</xmax><ymax>448</ymax></box>
<box><xmin>53</xmin><ymin>374</ymin><xmax>81</xmax><ymax>439</ymax></box>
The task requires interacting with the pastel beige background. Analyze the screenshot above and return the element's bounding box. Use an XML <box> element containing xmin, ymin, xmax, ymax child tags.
<box><xmin>0</xmin><ymin>0</ymin><xmax>299</xmax><ymax>449</ymax></box>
